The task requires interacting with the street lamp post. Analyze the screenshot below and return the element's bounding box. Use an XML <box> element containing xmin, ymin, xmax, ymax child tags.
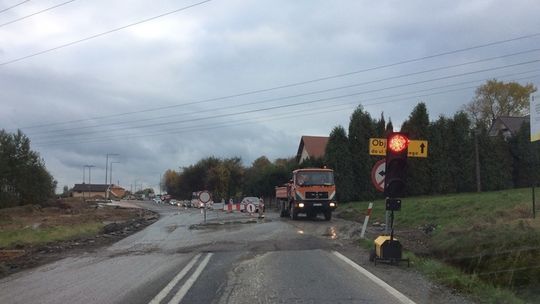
<box><xmin>84</xmin><ymin>165</ymin><xmax>95</xmax><ymax>200</ymax></box>
<box><xmin>82</xmin><ymin>166</ymin><xmax>86</xmax><ymax>199</ymax></box>
<box><xmin>105</xmin><ymin>153</ymin><xmax>119</xmax><ymax>185</ymax></box>
<box><xmin>107</xmin><ymin>161</ymin><xmax>120</xmax><ymax>199</ymax></box>
<box><xmin>109</xmin><ymin>161</ymin><xmax>120</xmax><ymax>187</ymax></box>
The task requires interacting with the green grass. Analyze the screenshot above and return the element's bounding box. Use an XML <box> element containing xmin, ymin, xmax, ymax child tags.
<box><xmin>341</xmin><ymin>188</ymin><xmax>540</xmax><ymax>257</ymax></box>
<box><xmin>406</xmin><ymin>251</ymin><xmax>525</xmax><ymax>304</ymax></box>
<box><xmin>342</xmin><ymin>188</ymin><xmax>534</xmax><ymax>228</ymax></box>
<box><xmin>346</xmin><ymin>188</ymin><xmax>540</xmax><ymax>302</ymax></box>
<box><xmin>0</xmin><ymin>222</ymin><xmax>104</xmax><ymax>248</ymax></box>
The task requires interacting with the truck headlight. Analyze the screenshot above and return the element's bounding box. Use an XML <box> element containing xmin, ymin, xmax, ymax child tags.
<box><xmin>298</xmin><ymin>203</ymin><xmax>305</xmax><ymax>208</ymax></box>
<box><xmin>329</xmin><ymin>202</ymin><xmax>336</xmax><ymax>207</ymax></box>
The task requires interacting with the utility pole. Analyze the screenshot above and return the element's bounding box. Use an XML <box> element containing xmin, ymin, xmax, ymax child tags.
<box><xmin>84</xmin><ymin>165</ymin><xmax>95</xmax><ymax>199</ymax></box>
<box><xmin>82</xmin><ymin>166</ymin><xmax>86</xmax><ymax>200</ymax></box>
<box><xmin>105</xmin><ymin>153</ymin><xmax>119</xmax><ymax>185</ymax></box>
<box><xmin>474</xmin><ymin>130</ymin><xmax>481</xmax><ymax>192</ymax></box>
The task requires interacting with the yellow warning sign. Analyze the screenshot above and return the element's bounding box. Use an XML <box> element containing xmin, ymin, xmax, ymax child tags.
<box><xmin>368</xmin><ymin>138</ymin><xmax>428</xmax><ymax>158</ymax></box>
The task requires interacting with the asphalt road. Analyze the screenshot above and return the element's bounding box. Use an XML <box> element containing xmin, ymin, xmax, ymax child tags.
<box><xmin>0</xmin><ymin>201</ymin><xmax>419</xmax><ymax>304</ymax></box>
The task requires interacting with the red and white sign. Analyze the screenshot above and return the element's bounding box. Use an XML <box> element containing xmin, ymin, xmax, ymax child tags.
<box><xmin>371</xmin><ymin>159</ymin><xmax>386</xmax><ymax>192</ymax></box>
<box><xmin>246</xmin><ymin>203</ymin><xmax>256</xmax><ymax>213</ymax></box>
<box><xmin>199</xmin><ymin>191</ymin><xmax>211</xmax><ymax>203</ymax></box>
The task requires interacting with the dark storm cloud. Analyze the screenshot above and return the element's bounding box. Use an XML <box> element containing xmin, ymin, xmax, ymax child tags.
<box><xmin>1</xmin><ymin>0</ymin><xmax>539</xmax><ymax>191</ymax></box>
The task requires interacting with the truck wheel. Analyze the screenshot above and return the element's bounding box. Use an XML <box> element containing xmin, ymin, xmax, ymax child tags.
<box><xmin>324</xmin><ymin>210</ymin><xmax>332</xmax><ymax>221</ymax></box>
<box><xmin>279</xmin><ymin>208</ymin><xmax>286</xmax><ymax>217</ymax></box>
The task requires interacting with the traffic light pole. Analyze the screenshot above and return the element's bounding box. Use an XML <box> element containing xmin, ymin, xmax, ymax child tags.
<box><xmin>390</xmin><ymin>210</ymin><xmax>395</xmax><ymax>240</ymax></box>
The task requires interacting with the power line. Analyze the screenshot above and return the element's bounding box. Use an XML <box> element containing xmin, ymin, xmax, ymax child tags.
<box><xmin>34</xmin><ymin>72</ymin><xmax>540</xmax><ymax>147</ymax></box>
<box><xmin>0</xmin><ymin>0</ymin><xmax>212</xmax><ymax>64</ymax></box>
<box><xmin>32</xmin><ymin>86</ymin><xmax>476</xmax><ymax>146</ymax></box>
<box><xmin>35</xmin><ymin>73</ymin><xmax>540</xmax><ymax>147</ymax></box>
<box><xmin>0</xmin><ymin>0</ymin><xmax>77</xmax><ymax>27</ymax></box>
<box><xmin>0</xmin><ymin>0</ymin><xmax>30</xmax><ymax>15</ymax></box>
<box><xmin>31</xmin><ymin>59</ymin><xmax>540</xmax><ymax>141</ymax></box>
<box><xmin>24</xmin><ymin>48</ymin><xmax>540</xmax><ymax>136</ymax></box>
<box><xmin>32</xmin><ymin>71</ymin><xmax>540</xmax><ymax>146</ymax></box>
<box><xmin>17</xmin><ymin>31</ymin><xmax>540</xmax><ymax>130</ymax></box>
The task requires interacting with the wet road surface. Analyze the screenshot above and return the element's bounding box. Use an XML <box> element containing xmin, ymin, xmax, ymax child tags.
<box><xmin>0</xmin><ymin>201</ymin><xmax>416</xmax><ymax>304</ymax></box>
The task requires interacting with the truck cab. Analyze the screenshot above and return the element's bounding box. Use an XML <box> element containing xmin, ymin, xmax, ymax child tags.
<box><xmin>277</xmin><ymin>168</ymin><xmax>337</xmax><ymax>220</ymax></box>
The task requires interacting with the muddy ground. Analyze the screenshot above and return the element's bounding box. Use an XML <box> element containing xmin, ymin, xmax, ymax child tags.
<box><xmin>0</xmin><ymin>200</ymin><xmax>159</xmax><ymax>278</ymax></box>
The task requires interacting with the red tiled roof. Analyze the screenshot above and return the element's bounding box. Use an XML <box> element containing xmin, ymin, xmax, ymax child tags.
<box><xmin>296</xmin><ymin>136</ymin><xmax>329</xmax><ymax>162</ymax></box>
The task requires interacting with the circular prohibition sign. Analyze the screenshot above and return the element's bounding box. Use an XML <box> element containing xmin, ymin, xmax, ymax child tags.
<box><xmin>371</xmin><ymin>159</ymin><xmax>386</xmax><ymax>192</ymax></box>
<box><xmin>246</xmin><ymin>203</ymin><xmax>256</xmax><ymax>213</ymax></box>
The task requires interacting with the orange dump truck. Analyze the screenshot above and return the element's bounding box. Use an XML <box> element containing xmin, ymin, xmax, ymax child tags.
<box><xmin>275</xmin><ymin>168</ymin><xmax>337</xmax><ymax>220</ymax></box>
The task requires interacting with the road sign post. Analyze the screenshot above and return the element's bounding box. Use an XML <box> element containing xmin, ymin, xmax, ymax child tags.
<box><xmin>199</xmin><ymin>191</ymin><xmax>212</xmax><ymax>223</ymax></box>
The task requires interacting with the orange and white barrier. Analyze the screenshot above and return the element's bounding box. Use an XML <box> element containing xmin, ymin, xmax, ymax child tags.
<box><xmin>223</xmin><ymin>203</ymin><xmax>243</xmax><ymax>212</ymax></box>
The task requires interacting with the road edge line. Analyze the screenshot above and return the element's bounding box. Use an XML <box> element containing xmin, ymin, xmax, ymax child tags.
<box><xmin>332</xmin><ymin>251</ymin><xmax>416</xmax><ymax>304</ymax></box>
<box><xmin>149</xmin><ymin>253</ymin><xmax>202</xmax><ymax>304</ymax></box>
<box><xmin>167</xmin><ymin>252</ymin><xmax>213</xmax><ymax>304</ymax></box>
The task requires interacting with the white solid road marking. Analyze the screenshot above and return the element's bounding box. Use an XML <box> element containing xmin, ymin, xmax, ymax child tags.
<box><xmin>332</xmin><ymin>251</ymin><xmax>417</xmax><ymax>304</ymax></box>
<box><xmin>168</xmin><ymin>253</ymin><xmax>213</xmax><ymax>304</ymax></box>
<box><xmin>149</xmin><ymin>253</ymin><xmax>202</xmax><ymax>304</ymax></box>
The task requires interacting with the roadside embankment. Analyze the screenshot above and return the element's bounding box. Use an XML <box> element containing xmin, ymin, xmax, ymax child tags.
<box><xmin>338</xmin><ymin>188</ymin><xmax>539</xmax><ymax>304</ymax></box>
<box><xmin>0</xmin><ymin>198</ymin><xmax>158</xmax><ymax>277</ymax></box>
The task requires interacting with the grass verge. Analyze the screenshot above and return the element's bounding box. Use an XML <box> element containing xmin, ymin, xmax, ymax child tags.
<box><xmin>0</xmin><ymin>222</ymin><xmax>104</xmax><ymax>248</ymax></box>
<box><xmin>405</xmin><ymin>251</ymin><xmax>524</xmax><ymax>304</ymax></box>
<box><xmin>344</xmin><ymin>188</ymin><xmax>540</xmax><ymax>302</ymax></box>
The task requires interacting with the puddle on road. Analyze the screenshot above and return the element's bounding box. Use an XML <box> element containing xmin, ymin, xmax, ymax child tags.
<box><xmin>189</xmin><ymin>219</ymin><xmax>271</xmax><ymax>230</ymax></box>
<box><xmin>322</xmin><ymin>226</ymin><xmax>338</xmax><ymax>239</ymax></box>
<box><xmin>166</xmin><ymin>225</ymin><xmax>178</xmax><ymax>233</ymax></box>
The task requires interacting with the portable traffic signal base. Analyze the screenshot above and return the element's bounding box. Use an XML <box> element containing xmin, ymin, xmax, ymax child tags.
<box><xmin>370</xmin><ymin>235</ymin><xmax>409</xmax><ymax>267</ymax></box>
<box><xmin>384</xmin><ymin>132</ymin><xmax>409</xmax><ymax>198</ymax></box>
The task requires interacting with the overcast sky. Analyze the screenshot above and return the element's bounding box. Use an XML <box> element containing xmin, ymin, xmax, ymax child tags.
<box><xmin>1</xmin><ymin>0</ymin><xmax>539</xmax><ymax>192</ymax></box>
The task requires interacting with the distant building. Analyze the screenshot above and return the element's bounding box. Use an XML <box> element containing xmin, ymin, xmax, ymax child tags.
<box><xmin>296</xmin><ymin>135</ymin><xmax>329</xmax><ymax>164</ymax></box>
<box><xmin>488</xmin><ymin>115</ymin><xmax>529</xmax><ymax>140</ymax></box>
<box><xmin>71</xmin><ymin>184</ymin><xmax>126</xmax><ymax>199</ymax></box>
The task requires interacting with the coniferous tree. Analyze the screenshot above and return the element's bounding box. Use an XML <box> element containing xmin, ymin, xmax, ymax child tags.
<box><xmin>510</xmin><ymin>121</ymin><xmax>540</xmax><ymax>187</ymax></box>
<box><xmin>428</xmin><ymin>116</ymin><xmax>453</xmax><ymax>193</ymax></box>
<box><xmin>449</xmin><ymin>112</ymin><xmax>475</xmax><ymax>192</ymax></box>
<box><xmin>325</xmin><ymin>126</ymin><xmax>355</xmax><ymax>202</ymax></box>
<box><xmin>401</xmin><ymin>103</ymin><xmax>431</xmax><ymax>195</ymax></box>
<box><xmin>477</xmin><ymin>128</ymin><xmax>513</xmax><ymax>191</ymax></box>
<box><xmin>348</xmin><ymin>106</ymin><xmax>376</xmax><ymax>200</ymax></box>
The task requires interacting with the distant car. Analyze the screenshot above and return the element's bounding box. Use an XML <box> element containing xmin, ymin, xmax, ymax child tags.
<box><xmin>170</xmin><ymin>199</ymin><xmax>177</xmax><ymax>206</ymax></box>
<box><xmin>153</xmin><ymin>198</ymin><xmax>161</xmax><ymax>204</ymax></box>
<box><xmin>240</xmin><ymin>197</ymin><xmax>261</xmax><ymax>212</ymax></box>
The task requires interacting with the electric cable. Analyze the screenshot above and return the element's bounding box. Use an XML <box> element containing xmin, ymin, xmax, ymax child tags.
<box><xmin>31</xmin><ymin>59</ymin><xmax>540</xmax><ymax>140</ymax></box>
<box><xmin>17</xmin><ymin>31</ymin><xmax>540</xmax><ymax>129</ymax></box>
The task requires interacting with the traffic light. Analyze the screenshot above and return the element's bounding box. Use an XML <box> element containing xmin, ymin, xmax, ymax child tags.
<box><xmin>384</xmin><ymin>132</ymin><xmax>408</xmax><ymax>198</ymax></box>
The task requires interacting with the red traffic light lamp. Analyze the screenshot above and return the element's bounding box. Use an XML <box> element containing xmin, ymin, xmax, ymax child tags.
<box><xmin>387</xmin><ymin>133</ymin><xmax>409</xmax><ymax>153</ymax></box>
<box><xmin>384</xmin><ymin>132</ymin><xmax>409</xmax><ymax>198</ymax></box>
